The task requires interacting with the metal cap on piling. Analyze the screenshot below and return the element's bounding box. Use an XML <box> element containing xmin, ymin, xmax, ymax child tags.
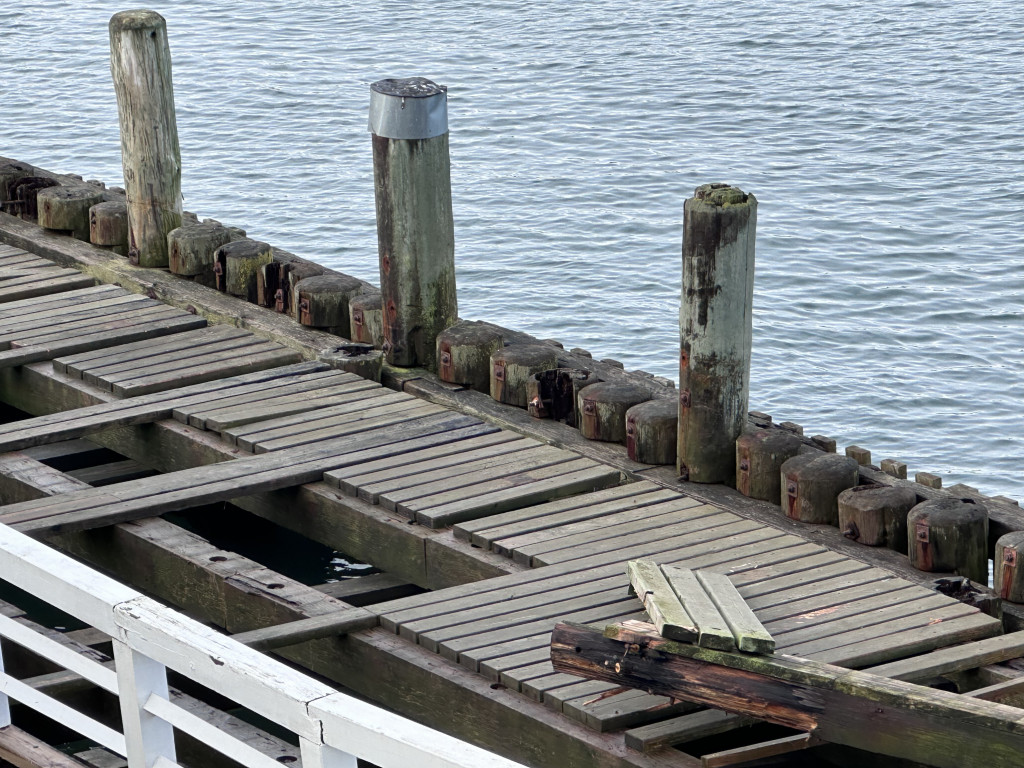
<box><xmin>369</xmin><ymin>78</ymin><xmax>448</xmax><ymax>140</ymax></box>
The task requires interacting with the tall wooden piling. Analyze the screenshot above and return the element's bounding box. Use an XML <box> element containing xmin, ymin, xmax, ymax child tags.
<box><xmin>677</xmin><ymin>183</ymin><xmax>757</xmax><ymax>483</ymax></box>
<box><xmin>370</xmin><ymin>77</ymin><xmax>457</xmax><ymax>369</ymax></box>
<box><xmin>109</xmin><ymin>10</ymin><xmax>182</xmax><ymax>267</ymax></box>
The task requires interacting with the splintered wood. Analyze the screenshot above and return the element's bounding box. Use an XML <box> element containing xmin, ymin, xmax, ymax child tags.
<box><xmin>628</xmin><ymin>560</ymin><xmax>774</xmax><ymax>654</ymax></box>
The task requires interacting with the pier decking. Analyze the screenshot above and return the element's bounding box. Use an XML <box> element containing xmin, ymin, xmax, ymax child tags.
<box><xmin>0</xmin><ymin>231</ymin><xmax>1014</xmax><ymax>766</ymax></box>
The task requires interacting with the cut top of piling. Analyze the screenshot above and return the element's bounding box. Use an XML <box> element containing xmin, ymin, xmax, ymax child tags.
<box><xmin>109</xmin><ymin>9</ymin><xmax>167</xmax><ymax>31</ymax></box>
<box><xmin>369</xmin><ymin>77</ymin><xmax>448</xmax><ymax>140</ymax></box>
<box><xmin>692</xmin><ymin>183</ymin><xmax>751</xmax><ymax>207</ymax></box>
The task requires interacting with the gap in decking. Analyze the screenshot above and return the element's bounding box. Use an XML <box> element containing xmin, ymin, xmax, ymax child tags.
<box><xmin>168</xmin><ymin>502</ymin><xmax>378</xmax><ymax>587</ymax></box>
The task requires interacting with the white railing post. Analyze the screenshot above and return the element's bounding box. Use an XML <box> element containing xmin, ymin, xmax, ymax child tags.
<box><xmin>299</xmin><ymin>737</ymin><xmax>357</xmax><ymax>768</ymax></box>
<box><xmin>0</xmin><ymin>641</ymin><xmax>10</xmax><ymax>728</ymax></box>
<box><xmin>113</xmin><ymin>640</ymin><xmax>177</xmax><ymax>768</ymax></box>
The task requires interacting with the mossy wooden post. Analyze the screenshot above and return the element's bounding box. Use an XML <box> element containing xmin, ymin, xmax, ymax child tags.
<box><xmin>109</xmin><ymin>10</ymin><xmax>182</xmax><ymax>267</ymax></box>
<box><xmin>908</xmin><ymin>498</ymin><xmax>988</xmax><ymax>584</ymax></box>
<box><xmin>436</xmin><ymin>320</ymin><xmax>503</xmax><ymax>393</ymax></box>
<box><xmin>678</xmin><ymin>183</ymin><xmax>756</xmax><ymax>483</ymax></box>
<box><xmin>349</xmin><ymin>292</ymin><xmax>384</xmax><ymax>348</ymax></box>
<box><xmin>370</xmin><ymin>77</ymin><xmax>456</xmax><ymax>369</ymax></box>
<box><xmin>293</xmin><ymin>274</ymin><xmax>363</xmax><ymax>336</ymax></box>
<box><xmin>490</xmin><ymin>344</ymin><xmax>557</xmax><ymax>407</ymax></box>
<box><xmin>36</xmin><ymin>187</ymin><xmax>104</xmax><ymax>240</ymax></box>
<box><xmin>995</xmin><ymin>532</ymin><xmax>1024</xmax><ymax>602</ymax></box>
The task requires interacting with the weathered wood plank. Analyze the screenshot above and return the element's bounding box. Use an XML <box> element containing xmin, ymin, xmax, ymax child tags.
<box><xmin>628</xmin><ymin>560</ymin><xmax>698</xmax><ymax>643</ymax></box>
<box><xmin>553</xmin><ymin>621</ymin><xmax>1024</xmax><ymax>768</ymax></box>
<box><xmin>314</xmin><ymin>574</ymin><xmax>423</xmax><ymax>607</ymax></box>
<box><xmin>660</xmin><ymin>566</ymin><xmax>736</xmax><ymax>652</ymax></box>
<box><xmin>0</xmin><ymin>724</ymin><xmax>91</xmax><ymax>768</ymax></box>
<box><xmin>624</xmin><ymin>709</ymin><xmax>757</xmax><ymax>753</ymax></box>
<box><xmin>694</xmin><ymin>570</ymin><xmax>774</xmax><ymax>654</ymax></box>
<box><xmin>865</xmin><ymin>632</ymin><xmax>1024</xmax><ymax>682</ymax></box>
<box><xmin>700</xmin><ymin>733</ymin><xmax>821</xmax><ymax>767</ymax></box>
<box><xmin>0</xmin><ymin>272</ymin><xmax>94</xmax><ymax>301</ymax></box>
<box><xmin>231</xmin><ymin>608</ymin><xmax>379</xmax><ymax>651</ymax></box>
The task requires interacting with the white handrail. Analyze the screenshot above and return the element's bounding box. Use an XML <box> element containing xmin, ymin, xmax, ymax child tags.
<box><xmin>0</xmin><ymin>522</ymin><xmax>526</xmax><ymax>768</ymax></box>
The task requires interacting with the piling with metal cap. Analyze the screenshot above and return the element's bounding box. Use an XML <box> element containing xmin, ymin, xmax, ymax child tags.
<box><xmin>677</xmin><ymin>183</ymin><xmax>757</xmax><ymax>483</ymax></box>
<box><xmin>369</xmin><ymin>77</ymin><xmax>457</xmax><ymax>369</ymax></box>
<box><xmin>109</xmin><ymin>10</ymin><xmax>182</xmax><ymax>267</ymax></box>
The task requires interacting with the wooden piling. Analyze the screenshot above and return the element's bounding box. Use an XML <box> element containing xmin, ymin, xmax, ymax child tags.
<box><xmin>735</xmin><ymin>428</ymin><xmax>804</xmax><ymax>502</ymax></box>
<box><xmin>90</xmin><ymin>201</ymin><xmax>130</xmax><ymax>254</ymax></box>
<box><xmin>837</xmin><ymin>483</ymin><xmax>918</xmax><ymax>553</ymax></box>
<box><xmin>624</xmin><ymin>399</ymin><xmax>677</xmax><ymax>465</ymax></box>
<box><xmin>36</xmin><ymin>187</ymin><xmax>104</xmax><ymax>240</ymax></box>
<box><xmin>577</xmin><ymin>382</ymin><xmax>651</xmax><ymax>444</ymax></box>
<box><xmin>436</xmin><ymin>321</ymin><xmax>504</xmax><ymax>393</ymax></box>
<box><xmin>293</xmin><ymin>274</ymin><xmax>363</xmax><ymax>336</ymax></box>
<box><xmin>490</xmin><ymin>344</ymin><xmax>557</xmax><ymax>407</ymax></box>
<box><xmin>908</xmin><ymin>498</ymin><xmax>988</xmax><ymax>584</ymax></box>
<box><xmin>678</xmin><ymin>183</ymin><xmax>756</xmax><ymax>483</ymax></box>
<box><xmin>780</xmin><ymin>452</ymin><xmax>859</xmax><ymax>525</ymax></box>
<box><xmin>108</xmin><ymin>10</ymin><xmax>182</xmax><ymax>267</ymax></box>
<box><xmin>370</xmin><ymin>77</ymin><xmax>457</xmax><ymax>369</ymax></box>
<box><xmin>995</xmin><ymin>532</ymin><xmax>1024</xmax><ymax>602</ymax></box>
<box><xmin>167</xmin><ymin>221</ymin><xmax>231</xmax><ymax>279</ymax></box>
<box><xmin>349</xmin><ymin>292</ymin><xmax>384</xmax><ymax>348</ymax></box>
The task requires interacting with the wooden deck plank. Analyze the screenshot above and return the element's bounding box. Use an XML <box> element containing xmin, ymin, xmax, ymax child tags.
<box><xmin>112</xmin><ymin>346</ymin><xmax>303</xmax><ymax>397</ymax></box>
<box><xmin>0</xmin><ymin>271</ymin><xmax>94</xmax><ymax>301</ymax></box>
<box><xmin>347</xmin><ymin>437</ymin><xmax>543</xmax><ymax>503</ymax></box>
<box><xmin>492</xmin><ymin>491</ymin><xmax>691</xmax><ymax>560</ymax></box>
<box><xmin>98</xmin><ymin>336</ymin><xmax>281</xmax><ymax>385</ymax></box>
<box><xmin>0</xmin><ymin>294</ymin><xmax>154</xmax><ymax>337</ymax></box>
<box><xmin>508</xmin><ymin>501</ymin><xmax>715</xmax><ymax>565</ymax></box>
<box><xmin>0</xmin><ymin>284</ymin><xmax>120</xmax><ymax>318</ymax></box>
<box><xmin>1</xmin><ymin>299</ymin><xmax>164</xmax><ymax>342</ymax></box>
<box><xmin>864</xmin><ymin>633</ymin><xmax>1024</xmax><ymax>682</ymax></box>
<box><xmin>454</xmin><ymin>482</ymin><xmax>666</xmax><ymax>545</ymax></box>
<box><xmin>55</xmin><ymin>324</ymin><xmax>247</xmax><ymax>376</ymax></box>
<box><xmin>379</xmin><ymin>446</ymin><xmax>582</xmax><ymax>513</ymax></box>
<box><xmin>200</xmin><ymin>381</ymin><xmax>384</xmax><ymax>432</ymax></box>
<box><xmin>411</xmin><ymin>464</ymin><xmax>625</xmax><ymax>529</ymax></box>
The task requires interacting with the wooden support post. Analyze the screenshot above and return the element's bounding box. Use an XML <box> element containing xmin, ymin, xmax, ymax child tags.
<box><xmin>490</xmin><ymin>344</ymin><xmax>558</xmax><ymax>407</ymax></box>
<box><xmin>37</xmin><ymin>186</ymin><xmax>104</xmax><ymax>240</ymax></box>
<box><xmin>837</xmin><ymin>483</ymin><xmax>918</xmax><ymax>553</ymax></box>
<box><xmin>294</xmin><ymin>274</ymin><xmax>363</xmax><ymax>336</ymax></box>
<box><xmin>624</xmin><ymin>399</ymin><xmax>677</xmax><ymax>465</ymax></box>
<box><xmin>0</xmin><ymin>639</ymin><xmax>10</xmax><ymax>728</ymax></box>
<box><xmin>437</xmin><ymin>320</ymin><xmax>504</xmax><ymax>393</ymax></box>
<box><xmin>678</xmin><ymin>184</ymin><xmax>756</xmax><ymax>483</ymax></box>
<box><xmin>994</xmin><ymin>532</ymin><xmax>1024</xmax><ymax>602</ymax></box>
<box><xmin>109</xmin><ymin>10</ymin><xmax>182</xmax><ymax>267</ymax></box>
<box><xmin>299</xmin><ymin>739</ymin><xmax>357</xmax><ymax>768</ymax></box>
<box><xmin>113</xmin><ymin>642</ymin><xmax>177</xmax><ymax>768</ymax></box>
<box><xmin>90</xmin><ymin>201</ymin><xmax>130</xmax><ymax>254</ymax></box>
<box><xmin>349</xmin><ymin>292</ymin><xmax>384</xmax><ymax>347</ymax></box>
<box><xmin>0</xmin><ymin>158</ymin><xmax>35</xmax><ymax>205</ymax></box>
<box><xmin>780</xmin><ymin>452</ymin><xmax>859</xmax><ymax>525</ymax></box>
<box><xmin>577</xmin><ymin>382</ymin><xmax>651</xmax><ymax>444</ymax></box>
<box><xmin>908</xmin><ymin>498</ymin><xmax>989</xmax><ymax>584</ymax></box>
<box><xmin>167</xmin><ymin>221</ymin><xmax>231</xmax><ymax>279</ymax></box>
<box><xmin>214</xmin><ymin>239</ymin><xmax>273</xmax><ymax>301</ymax></box>
<box><xmin>735</xmin><ymin>429</ymin><xmax>803</xmax><ymax>502</ymax></box>
<box><xmin>370</xmin><ymin>77</ymin><xmax>457</xmax><ymax>369</ymax></box>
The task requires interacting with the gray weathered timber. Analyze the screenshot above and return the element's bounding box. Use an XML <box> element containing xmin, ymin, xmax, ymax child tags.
<box><xmin>552</xmin><ymin>621</ymin><xmax>1024</xmax><ymax>768</ymax></box>
<box><xmin>167</xmin><ymin>220</ymin><xmax>231</xmax><ymax>277</ymax></box>
<box><xmin>231</xmin><ymin>609</ymin><xmax>379</xmax><ymax>651</ymax></box>
<box><xmin>694</xmin><ymin>570</ymin><xmax>775</xmax><ymax>654</ymax></box>
<box><xmin>660</xmin><ymin>566</ymin><xmax>736</xmax><ymax>651</ymax></box>
<box><xmin>780</xmin><ymin>452</ymin><xmax>860</xmax><ymax>525</ymax></box>
<box><xmin>109</xmin><ymin>10</ymin><xmax>182</xmax><ymax>266</ymax></box>
<box><xmin>678</xmin><ymin>184</ymin><xmax>756</xmax><ymax>484</ymax></box>
<box><xmin>293</xmin><ymin>273</ymin><xmax>363</xmax><ymax>335</ymax></box>
<box><xmin>908</xmin><ymin>497</ymin><xmax>989</xmax><ymax>584</ymax></box>
<box><xmin>371</xmin><ymin>78</ymin><xmax>457</xmax><ymax>368</ymax></box>
<box><xmin>348</xmin><ymin>291</ymin><xmax>383</xmax><ymax>347</ymax></box>
<box><xmin>491</xmin><ymin>344</ymin><xmax>560</xmax><ymax>408</ymax></box>
<box><xmin>216</xmin><ymin>239</ymin><xmax>273</xmax><ymax>301</ymax></box>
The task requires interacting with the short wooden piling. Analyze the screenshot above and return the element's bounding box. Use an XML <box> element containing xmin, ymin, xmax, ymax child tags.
<box><xmin>293</xmin><ymin>274</ymin><xmax>364</xmax><ymax>337</ymax></box>
<box><xmin>436</xmin><ymin>321</ymin><xmax>504</xmax><ymax>393</ymax></box>
<box><xmin>370</xmin><ymin>77</ymin><xmax>457</xmax><ymax>369</ymax></box>
<box><xmin>214</xmin><ymin>239</ymin><xmax>273</xmax><ymax>302</ymax></box>
<box><xmin>349</xmin><ymin>292</ymin><xmax>384</xmax><ymax>348</ymax></box>
<box><xmin>578</xmin><ymin>382</ymin><xmax>650</xmax><ymax>444</ymax></box>
<box><xmin>36</xmin><ymin>186</ymin><xmax>104</xmax><ymax>240</ymax></box>
<box><xmin>678</xmin><ymin>183</ymin><xmax>756</xmax><ymax>483</ymax></box>
<box><xmin>109</xmin><ymin>10</ymin><xmax>182</xmax><ymax>267</ymax></box>
<box><xmin>735</xmin><ymin>428</ymin><xmax>804</xmax><ymax>502</ymax></box>
<box><xmin>908</xmin><ymin>498</ymin><xmax>988</xmax><ymax>584</ymax></box>
<box><xmin>167</xmin><ymin>221</ymin><xmax>231</xmax><ymax>279</ymax></box>
<box><xmin>90</xmin><ymin>201</ymin><xmax>130</xmax><ymax>254</ymax></box>
<box><xmin>490</xmin><ymin>344</ymin><xmax>557</xmax><ymax>407</ymax></box>
<box><xmin>625</xmin><ymin>399</ymin><xmax>677</xmax><ymax>465</ymax></box>
<box><xmin>837</xmin><ymin>483</ymin><xmax>918</xmax><ymax>553</ymax></box>
<box><xmin>780</xmin><ymin>452</ymin><xmax>860</xmax><ymax>525</ymax></box>
<box><xmin>0</xmin><ymin>158</ymin><xmax>34</xmax><ymax>205</ymax></box>
<box><xmin>995</xmin><ymin>532</ymin><xmax>1024</xmax><ymax>602</ymax></box>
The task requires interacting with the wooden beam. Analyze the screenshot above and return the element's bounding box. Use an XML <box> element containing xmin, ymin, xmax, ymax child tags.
<box><xmin>552</xmin><ymin>621</ymin><xmax>1024</xmax><ymax>768</ymax></box>
<box><xmin>700</xmin><ymin>733</ymin><xmax>821</xmax><ymax>767</ymax></box>
<box><xmin>231</xmin><ymin>609</ymin><xmax>378</xmax><ymax>651</ymax></box>
<box><xmin>0</xmin><ymin>725</ymin><xmax>89</xmax><ymax>768</ymax></box>
<box><xmin>864</xmin><ymin>632</ymin><xmax>1024</xmax><ymax>682</ymax></box>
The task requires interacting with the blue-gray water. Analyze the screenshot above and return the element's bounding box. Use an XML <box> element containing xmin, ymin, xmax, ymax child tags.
<box><xmin>3</xmin><ymin>1</ymin><xmax>1021</xmax><ymax>500</ymax></box>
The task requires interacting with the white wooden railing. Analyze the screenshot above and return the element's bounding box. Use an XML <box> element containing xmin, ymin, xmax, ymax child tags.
<box><xmin>0</xmin><ymin>523</ymin><xmax>526</xmax><ymax>768</ymax></box>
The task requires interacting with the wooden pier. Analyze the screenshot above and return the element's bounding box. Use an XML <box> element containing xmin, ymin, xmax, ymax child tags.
<box><xmin>0</xmin><ymin>218</ymin><xmax>1022</xmax><ymax>766</ymax></box>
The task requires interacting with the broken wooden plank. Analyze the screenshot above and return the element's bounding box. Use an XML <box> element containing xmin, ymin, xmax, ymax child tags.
<box><xmin>627</xmin><ymin>559</ymin><xmax>698</xmax><ymax>643</ymax></box>
<box><xmin>552</xmin><ymin>620</ymin><xmax>1024</xmax><ymax>768</ymax></box>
